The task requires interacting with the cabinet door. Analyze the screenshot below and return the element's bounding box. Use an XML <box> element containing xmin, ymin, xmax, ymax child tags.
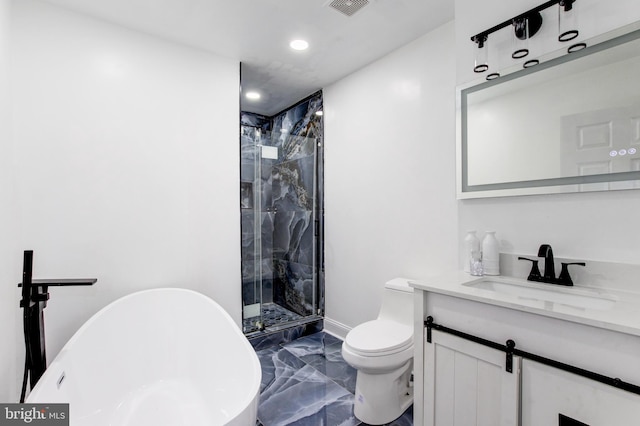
<box><xmin>522</xmin><ymin>359</ymin><xmax>640</xmax><ymax>425</ymax></box>
<box><xmin>424</xmin><ymin>330</ymin><xmax>520</xmax><ymax>426</ymax></box>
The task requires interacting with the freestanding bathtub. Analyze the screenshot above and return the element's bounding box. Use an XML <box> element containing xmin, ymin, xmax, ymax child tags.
<box><xmin>27</xmin><ymin>288</ymin><xmax>261</xmax><ymax>426</ymax></box>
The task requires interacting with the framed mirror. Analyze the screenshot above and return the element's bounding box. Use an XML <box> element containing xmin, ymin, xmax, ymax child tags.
<box><xmin>458</xmin><ymin>25</ymin><xmax>640</xmax><ymax>198</ymax></box>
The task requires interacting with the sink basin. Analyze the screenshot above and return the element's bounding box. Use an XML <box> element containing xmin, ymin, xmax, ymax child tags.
<box><xmin>463</xmin><ymin>278</ymin><xmax>618</xmax><ymax>310</ymax></box>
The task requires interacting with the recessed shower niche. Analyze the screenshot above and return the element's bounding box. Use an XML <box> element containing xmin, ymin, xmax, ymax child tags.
<box><xmin>240</xmin><ymin>91</ymin><xmax>324</xmax><ymax>336</ymax></box>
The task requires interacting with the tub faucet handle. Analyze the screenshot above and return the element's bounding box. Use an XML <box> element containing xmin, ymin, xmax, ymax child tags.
<box><xmin>518</xmin><ymin>257</ymin><xmax>542</xmax><ymax>281</ymax></box>
<box><xmin>557</xmin><ymin>262</ymin><xmax>586</xmax><ymax>286</ymax></box>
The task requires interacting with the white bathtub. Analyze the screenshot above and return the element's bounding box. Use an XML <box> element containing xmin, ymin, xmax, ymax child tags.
<box><xmin>27</xmin><ymin>288</ymin><xmax>261</xmax><ymax>426</ymax></box>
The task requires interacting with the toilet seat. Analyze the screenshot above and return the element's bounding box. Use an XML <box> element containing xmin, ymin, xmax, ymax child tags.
<box><xmin>344</xmin><ymin>319</ymin><xmax>413</xmax><ymax>357</ymax></box>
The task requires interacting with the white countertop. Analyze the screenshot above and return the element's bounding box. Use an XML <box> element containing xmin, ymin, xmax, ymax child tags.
<box><xmin>410</xmin><ymin>272</ymin><xmax>640</xmax><ymax>338</ymax></box>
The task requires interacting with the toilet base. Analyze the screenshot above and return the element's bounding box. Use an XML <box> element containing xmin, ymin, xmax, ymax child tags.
<box><xmin>352</xmin><ymin>359</ymin><xmax>413</xmax><ymax>425</ymax></box>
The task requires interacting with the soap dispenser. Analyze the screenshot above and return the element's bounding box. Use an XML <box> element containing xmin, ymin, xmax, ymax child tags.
<box><xmin>482</xmin><ymin>231</ymin><xmax>500</xmax><ymax>275</ymax></box>
<box><xmin>464</xmin><ymin>231</ymin><xmax>480</xmax><ymax>273</ymax></box>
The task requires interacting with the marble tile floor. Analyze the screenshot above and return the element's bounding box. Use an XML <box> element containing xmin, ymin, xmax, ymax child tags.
<box><xmin>255</xmin><ymin>331</ymin><xmax>413</xmax><ymax>426</ymax></box>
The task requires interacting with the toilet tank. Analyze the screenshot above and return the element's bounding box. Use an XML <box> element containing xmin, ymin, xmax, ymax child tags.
<box><xmin>377</xmin><ymin>278</ymin><xmax>414</xmax><ymax>326</ymax></box>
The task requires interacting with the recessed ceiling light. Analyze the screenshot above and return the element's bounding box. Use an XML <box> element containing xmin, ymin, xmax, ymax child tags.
<box><xmin>289</xmin><ymin>39</ymin><xmax>309</xmax><ymax>51</ymax></box>
<box><xmin>245</xmin><ymin>91</ymin><xmax>261</xmax><ymax>100</ymax></box>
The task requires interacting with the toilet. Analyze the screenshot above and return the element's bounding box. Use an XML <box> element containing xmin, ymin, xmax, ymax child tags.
<box><xmin>342</xmin><ymin>278</ymin><xmax>414</xmax><ymax>425</ymax></box>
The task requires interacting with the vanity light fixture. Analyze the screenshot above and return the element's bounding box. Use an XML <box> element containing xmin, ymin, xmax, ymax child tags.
<box><xmin>558</xmin><ymin>0</ymin><xmax>579</xmax><ymax>42</ymax></box>
<box><xmin>512</xmin><ymin>18</ymin><xmax>529</xmax><ymax>59</ymax></box>
<box><xmin>472</xmin><ymin>34</ymin><xmax>489</xmax><ymax>73</ymax></box>
<box><xmin>289</xmin><ymin>39</ymin><xmax>309</xmax><ymax>51</ymax></box>
<box><xmin>511</xmin><ymin>12</ymin><xmax>542</xmax><ymax>59</ymax></box>
<box><xmin>470</xmin><ymin>0</ymin><xmax>584</xmax><ymax>74</ymax></box>
<box><xmin>567</xmin><ymin>42</ymin><xmax>587</xmax><ymax>53</ymax></box>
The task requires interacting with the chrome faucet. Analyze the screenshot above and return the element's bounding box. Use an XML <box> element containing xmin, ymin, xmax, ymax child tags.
<box><xmin>519</xmin><ymin>244</ymin><xmax>585</xmax><ymax>286</ymax></box>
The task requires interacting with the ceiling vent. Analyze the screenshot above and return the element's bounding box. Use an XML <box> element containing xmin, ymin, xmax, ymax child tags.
<box><xmin>328</xmin><ymin>0</ymin><xmax>370</xmax><ymax>17</ymax></box>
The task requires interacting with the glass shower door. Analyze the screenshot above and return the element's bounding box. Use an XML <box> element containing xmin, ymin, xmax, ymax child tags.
<box><xmin>240</xmin><ymin>123</ymin><xmax>267</xmax><ymax>332</ymax></box>
<box><xmin>241</xmin><ymin>92</ymin><xmax>324</xmax><ymax>334</ymax></box>
<box><xmin>241</xmin><ymin>131</ymin><xmax>322</xmax><ymax>333</ymax></box>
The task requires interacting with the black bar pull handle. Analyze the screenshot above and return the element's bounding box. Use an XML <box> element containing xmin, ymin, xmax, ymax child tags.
<box><xmin>420</xmin><ymin>317</ymin><xmax>640</xmax><ymax>397</ymax></box>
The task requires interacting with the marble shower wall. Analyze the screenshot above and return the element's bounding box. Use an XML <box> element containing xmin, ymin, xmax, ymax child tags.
<box><xmin>241</xmin><ymin>91</ymin><xmax>324</xmax><ymax>319</ymax></box>
<box><xmin>271</xmin><ymin>92</ymin><xmax>323</xmax><ymax>317</ymax></box>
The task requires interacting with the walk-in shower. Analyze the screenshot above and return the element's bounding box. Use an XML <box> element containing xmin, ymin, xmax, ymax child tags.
<box><xmin>240</xmin><ymin>91</ymin><xmax>324</xmax><ymax>335</ymax></box>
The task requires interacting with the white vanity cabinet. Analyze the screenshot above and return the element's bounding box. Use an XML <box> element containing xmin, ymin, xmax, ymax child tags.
<box><xmin>411</xmin><ymin>272</ymin><xmax>640</xmax><ymax>426</ymax></box>
<box><xmin>424</xmin><ymin>330</ymin><xmax>520</xmax><ymax>426</ymax></box>
<box><xmin>521</xmin><ymin>360</ymin><xmax>640</xmax><ymax>425</ymax></box>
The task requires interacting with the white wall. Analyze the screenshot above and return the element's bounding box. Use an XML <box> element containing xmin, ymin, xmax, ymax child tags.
<box><xmin>10</xmin><ymin>0</ymin><xmax>240</xmax><ymax>389</ymax></box>
<box><xmin>0</xmin><ymin>0</ymin><xmax>20</xmax><ymax>403</ymax></box>
<box><xmin>324</xmin><ymin>22</ymin><xmax>459</xmax><ymax>335</ymax></box>
<box><xmin>456</xmin><ymin>0</ymin><xmax>640</xmax><ymax>265</ymax></box>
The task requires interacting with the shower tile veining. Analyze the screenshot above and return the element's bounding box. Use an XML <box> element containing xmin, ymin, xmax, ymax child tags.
<box><xmin>255</xmin><ymin>332</ymin><xmax>413</xmax><ymax>426</ymax></box>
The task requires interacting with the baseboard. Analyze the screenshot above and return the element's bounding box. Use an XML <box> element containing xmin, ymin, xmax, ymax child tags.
<box><xmin>323</xmin><ymin>317</ymin><xmax>351</xmax><ymax>340</ymax></box>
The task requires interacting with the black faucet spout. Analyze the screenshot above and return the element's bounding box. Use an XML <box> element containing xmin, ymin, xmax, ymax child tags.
<box><xmin>537</xmin><ymin>244</ymin><xmax>555</xmax><ymax>281</ymax></box>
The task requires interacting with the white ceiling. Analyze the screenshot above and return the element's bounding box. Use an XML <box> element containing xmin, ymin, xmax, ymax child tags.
<box><xmin>39</xmin><ymin>0</ymin><xmax>454</xmax><ymax>116</ymax></box>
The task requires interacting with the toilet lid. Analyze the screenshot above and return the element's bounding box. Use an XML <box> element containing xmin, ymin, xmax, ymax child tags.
<box><xmin>345</xmin><ymin>320</ymin><xmax>413</xmax><ymax>355</ymax></box>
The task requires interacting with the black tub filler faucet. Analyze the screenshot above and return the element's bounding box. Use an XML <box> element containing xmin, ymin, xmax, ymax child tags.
<box><xmin>18</xmin><ymin>250</ymin><xmax>97</xmax><ymax>402</ymax></box>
